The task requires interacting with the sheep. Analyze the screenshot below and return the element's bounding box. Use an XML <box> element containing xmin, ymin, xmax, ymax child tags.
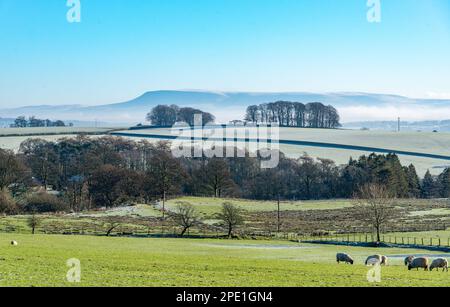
<box><xmin>429</xmin><ymin>258</ymin><xmax>448</xmax><ymax>272</ymax></box>
<box><xmin>404</xmin><ymin>256</ymin><xmax>415</xmax><ymax>266</ymax></box>
<box><xmin>336</xmin><ymin>253</ymin><xmax>354</xmax><ymax>265</ymax></box>
<box><xmin>365</xmin><ymin>255</ymin><xmax>387</xmax><ymax>266</ymax></box>
<box><xmin>11</xmin><ymin>241</ymin><xmax>18</xmax><ymax>246</ymax></box>
<box><xmin>408</xmin><ymin>257</ymin><xmax>429</xmax><ymax>271</ymax></box>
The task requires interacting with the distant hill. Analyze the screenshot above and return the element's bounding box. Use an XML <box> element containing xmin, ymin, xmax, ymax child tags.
<box><xmin>1</xmin><ymin>90</ymin><xmax>450</xmax><ymax>125</ymax></box>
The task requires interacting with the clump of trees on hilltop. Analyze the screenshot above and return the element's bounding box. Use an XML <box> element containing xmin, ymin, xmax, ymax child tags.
<box><xmin>245</xmin><ymin>101</ymin><xmax>341</xmax><ymax>128</ymax></box>
<box><xmin>0</xmin><ymin>136</ymin><xmax>450</xmax><ymax>216</ymax></box>
<box><xmin>10</xmin><ymin>116</ymin><xmax>69</xmax><ymax>128</ymax></box>
<box><xmin>147</xmin><ymin>105</ymin><xmax>215</xmax><ymax>127</ymax></box>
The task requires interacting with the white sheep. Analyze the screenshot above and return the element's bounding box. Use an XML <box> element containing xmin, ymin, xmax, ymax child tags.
<box><xmin>11</xmin><ymin>240</ymin><xmax>18</xmax><ymax>246</ymax></box>
<box><xmin>365</xmin><ymin>255</ymin><xmax>387</xmax><ymax>266</ymax></box>
<box><xmin>336</xmin><ymin>253</ymin><xmax>354</xmax><ymax>265</ymax></box>
<box><xmin>408</xmin><ymin>257</ymin><xmax>429</xmax><ymax>271</ymax></box>
<box><xmin>430</xmin><ymin>258</ymin><xmax>448</xmax><ymax>272</ymax></box>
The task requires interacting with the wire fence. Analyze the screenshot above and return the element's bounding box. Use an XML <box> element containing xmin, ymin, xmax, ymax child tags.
<box><xmin>297</xmin><ymin>233</ymin><xmax>450</xmax><ymax>249</ymax></box>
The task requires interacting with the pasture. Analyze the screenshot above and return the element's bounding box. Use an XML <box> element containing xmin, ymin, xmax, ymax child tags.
<box><xmin>0</xmin><ymin>234</ymin><xmax>449</xmax><ymax>287</ymax></box>
<box><xmin>1</xmin><ymin>197</ymin><xmax>450</xmax><ymax>243</ymax></box>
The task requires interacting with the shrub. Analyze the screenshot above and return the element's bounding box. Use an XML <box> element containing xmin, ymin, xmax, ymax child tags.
<box><xmin>23</xmin><ymin>192</ymin><xmax>68</xmax><ymax>213</ymax></box>
<box><xmin>0</xmin><ymin>189</ymin><xmax>18</xmax><ymax>215</ymax></box>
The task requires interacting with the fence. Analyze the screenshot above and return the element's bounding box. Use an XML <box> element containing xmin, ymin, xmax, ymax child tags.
<box><xmin>298</xmin><ymin>233</ymin><xmax>450</xmax><ymax>249</ymax></box>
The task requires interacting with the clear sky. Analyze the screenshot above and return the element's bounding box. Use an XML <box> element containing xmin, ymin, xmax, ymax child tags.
<box><xmin>0</xmin><ymin>0</ymin><xmax>449</xmax><ymax>107</ymax></box>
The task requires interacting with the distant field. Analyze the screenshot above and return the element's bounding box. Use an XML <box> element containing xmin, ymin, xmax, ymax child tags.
<box><xmin>166</xmin><ymin>197</ymin><xmax>354</xmax><ymax>217</ymax></box>
<box><xmin>0</xmin><ymin>135</ymin><xmax>85</xmax><ymax>151</ymax></box>
<box><xmin>0</xmin><ymin>234</ymin><xmax>449</xmax><ymax>287</ymax></box>
<box><xmin>1</xmin><ymin>126</ymin><xmax>448</xmax><ymax>176</ymax></box>
<box><xmin>0</xmin><ymin>127</ymin><xmax>118</xmax><ymax>136</ymax></box>
<box><xmin>0</xmin><ymin>127</ymin><xmax>122</xmax><ymax>151</ymax></box>
<box><xmin>113</xmin><ymin>127</ymin><xmax>450</xmax><ymax>176</ymax></box>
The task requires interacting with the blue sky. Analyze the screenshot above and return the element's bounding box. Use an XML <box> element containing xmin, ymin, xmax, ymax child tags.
<box><xmin>0</xmin><ymin>0</ymin><xmax>449</xmax><ymax>107</ymax></box>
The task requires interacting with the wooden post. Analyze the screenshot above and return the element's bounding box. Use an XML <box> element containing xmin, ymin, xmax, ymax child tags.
<box><xmin>277</xmin><ymin>197</ymin><xmax>280</xmax><ymax>234</ymax></box>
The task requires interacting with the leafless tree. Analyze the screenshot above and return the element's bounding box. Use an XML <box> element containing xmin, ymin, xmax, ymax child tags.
<box><xmin>170</xmin><ymin>202</ymin><xmax>201</xmax><ymax>237</ymax></box>
<box><xmin>27</xmin><ymin>214</ymin><xmax>42</xmax><ymax>235</ymax></box>
<box><xmin>355</xmin><ymin>183</ymin><xmax>395</xmax><ymax>242</ymax></box>
<box><xmin>104</xmin><ymin>217</ymin><xmax>122</xmax><ymax>237</ymax></box>
<box><xmin>218</xmin><ymin>202</ymin><xmax>244</xmax><ymax>238</ymax></box>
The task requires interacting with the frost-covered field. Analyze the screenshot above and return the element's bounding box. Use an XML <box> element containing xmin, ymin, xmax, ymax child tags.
<box><xmin>113</xmin><ymin>127</ymin><xmax>450</xmax><ymax>176</ymax></box>
<box><xmin>0</xmin><ymin>135</ymin><xmax>83</xmax><ymax>151</ymax></box>
<box><xmin>0</xmin><ymin>127</ymin><xmax>121</xmax><ymax>152</ymax></box>
<box><xmin>1</xmin><ymin>127</ymin><xmax>448</xmax><ymax>176</ymax></box>
<box><xmin>0</xmin><ymin>127</ymin><xmax>118</xmax><ymax>136</ymax></box>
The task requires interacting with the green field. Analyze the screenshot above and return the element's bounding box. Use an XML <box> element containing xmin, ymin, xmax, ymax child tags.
<box><xmin>0</xmin><ymin>234</ymin><xmax>449</xmax><ymax>287</ymax></box>
<box><xmin>166</xmin><ymin>197</ymin><xmax>354</xmax><ymax>216</ymax></box>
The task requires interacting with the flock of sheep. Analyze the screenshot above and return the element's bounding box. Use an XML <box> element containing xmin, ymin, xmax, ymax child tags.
<box><xmin>336</xmin><ymin>253</ymin><xmax>449</xmax><ymax>272</ymax></box>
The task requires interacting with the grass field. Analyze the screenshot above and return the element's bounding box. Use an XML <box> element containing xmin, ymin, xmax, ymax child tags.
<box><xmin>0</xmin><ymin>234</ymin><xmax>449</xmax><ymax>287</ymax></box>
<box><xmin>166</xmin><ymin>197</ymin><xmax>354</xmax><ymax>216</ymax></box>
<box><xmin>2</xmin><ymin>196</ymin><xmax>449</xmax><ymax>238</ymax></box>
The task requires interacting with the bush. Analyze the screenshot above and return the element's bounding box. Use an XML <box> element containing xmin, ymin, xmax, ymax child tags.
<box><xmin>0</xmin><ymin>189</ymin><xmax>18</xmax><ymax>215</ymax></box>
<box><xmin>23</xmin><ymin>192</ymin><xmax>68</xmax><ymax>213</ymax></box>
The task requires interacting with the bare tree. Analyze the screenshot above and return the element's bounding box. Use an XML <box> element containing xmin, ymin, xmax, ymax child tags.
<box><xmin>355</xmin><ymin>184</ymin><xmax>394</xmax><ymax>243</ymax></box>
<box><xmin>27</xmin><ymin>214</ymin><xmax>41</xmax><ymax>235</ymax></box>
<box><xmin>218</xmin><ymin>203</ymin><xmax>244</xmax><ymax>238</ymax></box>
<box><xmin>104</xmin><ymin>217</ymin><xmax>121</xmax><ymax>237</ymax></box>
<box><xmin>170</xmin><ymin>202</ymin><xmax>201</xmax><ymax>237</ymax></box>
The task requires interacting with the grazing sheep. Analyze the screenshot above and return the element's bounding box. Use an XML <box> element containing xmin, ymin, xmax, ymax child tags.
<box><xmin>336</xmin><ymin>253</ymin><xmax>354</xmax><ymax>265</ymax></box>
<box><xmin>365</xmin><ymin>255</ymin><xmax>387</xmax><ymax>266</ymax></box>
<box><xmin>408</xmin><ymin>257</ymin><xmax>429</xmax><ymax>271</ymax></box>
<box><xmin>381</xmin><ymin>255</ymin><xmax>388</xmax><ymax>266</ymax></box>
<box><xmin>11</xmin><ymin>241</ymin><xmax>18</xmax><ymax>246</ymax></box>
<box><xmin>404</xmin><ymin>256</ymin><xmax>415</xmax><ymax>266</ymax></box>
<box><xmin>430</xmin><ymin>258</ymin><xmax>448</xmax><ymax>272</ymax></box>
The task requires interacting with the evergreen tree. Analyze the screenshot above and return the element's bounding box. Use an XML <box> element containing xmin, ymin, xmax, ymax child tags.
<box><xmin>421</xmin><ymin>170</ymin><xmax>438</xmax><ymax>199</ymax></box>
<box><xmin>438</xmin><ymin>168</ymin><xmax>450</xmax><ymax>198</ymax></box>
<box><xmin>405</xmin><ymin>164</ymin><xmax>421</xmax><ymax>198</ymax></box>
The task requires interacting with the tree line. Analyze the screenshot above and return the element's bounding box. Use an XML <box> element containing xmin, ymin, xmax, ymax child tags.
<box><xmin>10</xmin><ymin>116</ymin><xmax>69</xmax><ymax>128</ymax></box>
<box><xmin>147</xmin><ymin>105</ymin><xmax>215</xmax><ymax>126</ymax></box>
<box><xmin>245</xmin><ymin>101</ymin><xmax>341</xmax><ymax>128</ymax></box>
<box><xmin>0</xmin><ymin>136</ymin><xmax>448</xmax><ymax>215</ymax></box>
